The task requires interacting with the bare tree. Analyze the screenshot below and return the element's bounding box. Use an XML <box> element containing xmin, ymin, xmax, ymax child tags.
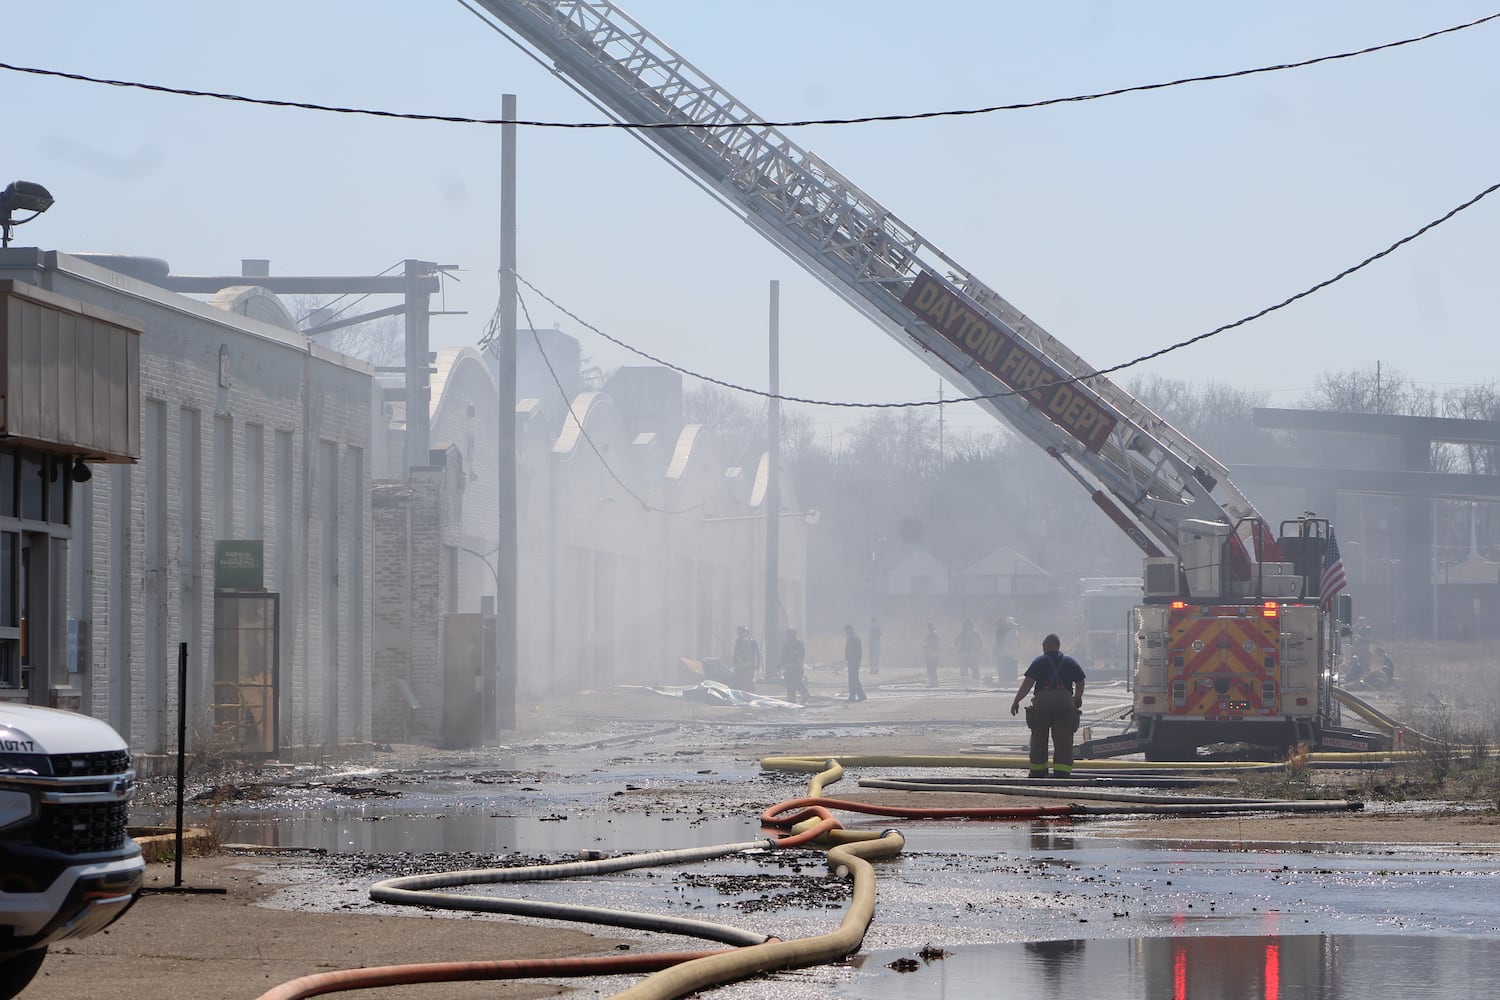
<box><xmin>1127</xmin><ymin>375</ymin><xmax>1277</xmax><ymax>464</ymax></box>
<box><xmin>683</xmin><ymin>385</ymin><xmax>765</xmax><ymax>462</ymax></box>
<box><xmin>285</xmin><ymin>293</ymin><xmax>405</xmax><ymax>367</ymax></box>
<box><xmin>1443</xmin><ymin>382</ymin><xmax>1500</xmax><ymax>475</ymax></box>
<box><xmin>1441</xmin><ymin>382</ymin><xmax>1500</xmax><ymax>561</ymax></box>
<box><xmin>1302</xmin><ymin>365</ymin><xmax>1436</xmax><ymax>417</ymax></box>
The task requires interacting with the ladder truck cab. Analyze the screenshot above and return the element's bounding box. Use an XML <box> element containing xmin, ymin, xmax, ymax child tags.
<box><xmin>1085</xmin><ymin>516</ymin><xmax>1388</xmax><ymax>760</ymax></box>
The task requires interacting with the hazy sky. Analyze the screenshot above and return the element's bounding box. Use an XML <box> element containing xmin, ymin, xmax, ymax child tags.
<box><xmin>8</xmin><ymin>2</ymin><xmax>1497</xmax><ymax>443</ymax></box>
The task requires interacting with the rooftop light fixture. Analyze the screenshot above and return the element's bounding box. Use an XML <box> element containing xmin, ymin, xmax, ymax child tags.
<box><xmin>1</xmin><ymin>180</ymin><xmax>54</xmax><ymax>248</ymax></box>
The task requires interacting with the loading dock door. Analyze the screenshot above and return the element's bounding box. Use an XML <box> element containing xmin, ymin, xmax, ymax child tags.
<box><xmin>213</xmin><ymin>591</ymin><xmax>279</xmax><ymax>754</ymax></box>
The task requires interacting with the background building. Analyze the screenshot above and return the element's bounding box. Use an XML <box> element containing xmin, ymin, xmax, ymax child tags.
<box><xmin>0</xmin><ymin>247</ymin><xmax>810</xmax><ymax>755</ymax></box>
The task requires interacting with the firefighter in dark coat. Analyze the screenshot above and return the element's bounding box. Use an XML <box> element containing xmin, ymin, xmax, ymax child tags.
<box><xmin>1010</xmin><ymin>633</ymin><xmax>1086</xmax><ymax>778</ymax></box>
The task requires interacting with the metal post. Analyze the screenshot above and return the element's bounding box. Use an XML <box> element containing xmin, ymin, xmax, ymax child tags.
<box><xmin>174</xmin><ymin>641</ymin><xmax>187</xmax><ymax>888</ymax></box>
<box><xmin>763</xmin><ymin>281</ymin><xmax>780</xmax><ymax>672</ymax></box>
<box><xmin>480</xmin><ymin>594</ymin><xmax>497</xmax><ymax>741</ymax></box>
<box><xmin>497</xmin><ymin>93</ymin><xmax>519</xmax><ymax>731</ymax></box>
<box><xmin>151</xmin><ymin>640</ymin><xmax>224</xmax><ymax>896</ymax></box>
<box><xmin>404</xmin><ymin>260</ymin><xmax>433</xmax><ymax>473</ymax></box>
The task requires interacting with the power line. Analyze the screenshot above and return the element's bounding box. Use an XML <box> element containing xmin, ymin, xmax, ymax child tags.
<box><xmin>509</xmin><ymin>175</ymin><xmax>1500</xmax><ymax>410</ymax></box>
<box><xmin>2</xmin><ymin>10</ymin><xmax>1494</xmax><ymax>129</ymax></box>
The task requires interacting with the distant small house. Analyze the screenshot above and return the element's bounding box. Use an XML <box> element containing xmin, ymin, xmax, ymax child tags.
<box><xmin>1441</xmin><ymin>553</ymin><xmax>1500</xmax><ymax>586</ymax></box>
<box><xmin>953</xmin><ymin>546</ymin><xmax>1051</xmax><ymax>596</ymax></box>
<box><xmin>871</xmin><ymin>545</ymin><xmax>950</xmax><ymax>596</ymax></box>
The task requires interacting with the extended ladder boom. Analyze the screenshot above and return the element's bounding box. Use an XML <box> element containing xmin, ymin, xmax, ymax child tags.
<box><xmin>473</xmin><ymin>0</ymin><xmax>1268</xmax><ymax>557</ymax></box>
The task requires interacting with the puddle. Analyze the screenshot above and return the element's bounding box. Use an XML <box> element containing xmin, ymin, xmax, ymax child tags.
<box><xmin>845</xmin><ymin>934</ymin><xmax>1500</xmax><ymax>999</ymax></box>
<box><xmin>215</xmin><ymin>807</ymin><xmax>764</xmax><ymax>854</ymax></box>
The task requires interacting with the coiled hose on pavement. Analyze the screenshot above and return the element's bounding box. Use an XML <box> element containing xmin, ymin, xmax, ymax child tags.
<box><xmin>256</xmin><ymin>817</ymin><xmax>906</xmax><ymax>1000</ymax></box>
<box><xmin>255</xmin><ymin>748</ymin><xmax>1373</xmax><ymax>999</ymax></box>
<box><xmin>369</xmin><ymin>840</ymin><xmax>778</xmax><ymax>945</ymax></box>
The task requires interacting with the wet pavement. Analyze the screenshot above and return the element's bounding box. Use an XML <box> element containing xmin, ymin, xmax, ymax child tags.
<box><xmin>135</xmin><ymin>713</ymin><xmax>1500</xmax><ymax>997</ymax></box>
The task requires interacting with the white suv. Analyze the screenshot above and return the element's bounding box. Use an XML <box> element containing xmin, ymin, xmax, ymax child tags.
<box><xmin>0</xmin><ymin>704</ymin><xmax>144</xmax><ymax>998</ymax></box>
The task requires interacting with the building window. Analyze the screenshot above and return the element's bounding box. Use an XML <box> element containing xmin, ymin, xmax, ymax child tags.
<box><xmin>245</xmin><ymin>423</ymin><xmax>264</xmax><ymax>540</ymax></box>
<box><xmin>19</xmin><ymin>454</ymin><xmax>43</xmax><ymax>522</ymax></box>
<box><xmin>0</xmin><ymin>532</ymin><xmax>15</xmax><ymax>628</ymax></box>
<box><xmin>0</xmin><ymin>453</ymin><xmax>15</xmax><ymax>518</ymax></box>
<box><xmin>47</xmin><ymin>457</ymin><xmax>69</xmax><ymax>525</ymax></box>
<box><xmin>274</xmin><ymin>430</ymin><xmax>293</xmax><ymax>592</ymax></box>
<box><xmin>214</xmin><ymin>415</ymin><xmax>234</xmax><ymax>538</ymax></box>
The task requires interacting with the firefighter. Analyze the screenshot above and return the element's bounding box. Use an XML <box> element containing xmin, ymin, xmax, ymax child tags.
<box><xmin>780</xmin><ymin>628</ymin><xmax>810</xmax><ymax>703</ymax></box>
<box><xmin>1009</xmin><ymin>633</ymin><xmax>1086</xmax><ymax>778</ymax></box>
<box><xmin>956</xmin><ymin>618</ymin><xmax>984</xmax><ymax>681</ymax></box>
<box><xmin>731</xmin><ymin>626</ymin><xmax>760</xmax><ymax>691</ymax></box>
<box><xmin>922</xmin><ymin>622</ymin><xmax>941</xmax><ymax>687</ymax></box>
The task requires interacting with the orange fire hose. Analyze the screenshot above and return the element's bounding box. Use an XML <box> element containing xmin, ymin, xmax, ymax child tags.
<box><xmin>254</xmin><ymin>950</ymin><xmax>729</xmax><ymax>1000</ymax></box>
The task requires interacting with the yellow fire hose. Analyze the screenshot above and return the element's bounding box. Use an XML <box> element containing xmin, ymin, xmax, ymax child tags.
<box><xmin>761</xmin><ymin>751</ymin><xmax>1439</xmax><ymax>775</ymax></box>
<box><xmin>605</xmin><ymin>830</ymin><xmax>906</xmax><ymax>1000</ymax></box>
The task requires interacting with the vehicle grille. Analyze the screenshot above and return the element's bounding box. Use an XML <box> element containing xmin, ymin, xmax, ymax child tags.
<box><xmin>38</xmin><ymin>800</ymin><xmax>132</xmax><ymax>855</ymax></box>
<box><xmin>48</xmin><ymin>750</ymin><xmax>132</xmax><ymax>778</ymax></box>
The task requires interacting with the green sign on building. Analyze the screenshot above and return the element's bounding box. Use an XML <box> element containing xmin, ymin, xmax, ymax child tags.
<box><xmin>215</xmin><ymin>540</ymin><xmax>265</xmax><ymax>590</ymax></box>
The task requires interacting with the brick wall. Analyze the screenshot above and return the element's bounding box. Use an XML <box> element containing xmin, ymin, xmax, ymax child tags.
<box><xmin>370</xmin><ymin>465</ymin><xmax>448</xmax><ymax>744</ymax></box>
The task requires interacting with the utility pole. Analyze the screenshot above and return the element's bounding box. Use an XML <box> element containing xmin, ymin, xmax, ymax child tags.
<box><xmin>764</xmin><ymin>281</ymin><xmax>780</xmax><ymax>670</ymax></box>
<box><xmin>937</xmin><ymin>379</ymin><xmax>945</xmax><ymax>464</ymax></box>
<box><xmin>496</xmin><ymin>93</ymin><xmax>519</xmax><ymax>731</ymax></box>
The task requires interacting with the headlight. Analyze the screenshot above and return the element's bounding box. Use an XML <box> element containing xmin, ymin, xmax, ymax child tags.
<box><xmin>0</xmin><ymin>788</ymin><xmax>34</xmax><ymax>830</ymax></box>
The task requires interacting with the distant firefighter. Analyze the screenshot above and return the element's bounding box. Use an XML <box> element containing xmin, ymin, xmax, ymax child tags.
<box><xmin>731</xmin><ymin>626</ymin><xmax>760</xmax><ymax>690</ymax></box>
<box><xmin>780</xmin><ymin>628</ymin><xmax>810</xmax><ymax>703</ymax></box>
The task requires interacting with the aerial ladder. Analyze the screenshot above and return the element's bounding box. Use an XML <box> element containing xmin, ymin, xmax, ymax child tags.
<box><xmin>470</xmin><ymin>0</ymin><xmax>1267</xmax><ymax>568</ymax></box>
<box><xmin>470</xmin><ymin>1</ymin><xmax>1388</xmax><ymax>755</ymax></box>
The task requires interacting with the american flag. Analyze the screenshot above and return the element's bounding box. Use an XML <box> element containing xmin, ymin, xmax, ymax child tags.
<box><xmin>1319</xmin><ymin>528</ymin><xmax>1347</xmax><ymax>610</ymax></box>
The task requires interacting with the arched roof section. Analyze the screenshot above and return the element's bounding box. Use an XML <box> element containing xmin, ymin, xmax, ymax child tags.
<box><xmin>750</xmin><ymin>452</ymin><xmax>769</xmax><ymax>508</ymax></box>
<box><xmin>748</xmin><ymin>450</ymin><xmax>799</xmax><ymax>513</ymax></box>
<box><xmin>666</xmin><ymin>424</ymin><xmax>706</xmax><ymax>481</ymax></box>
<box><xmin>553</xmin><ymin>391</ymin><xmax>618</xmax><ymax>459</ymax></box>
<box><xmin>207</xmin><ymin>285</ymin><xmax>300</xmax><ymax>332</ymax></box>
<box><xmin>430</xmin><ymin>346</ymin><xmax>499</xmax><ymax>425</ymax></box>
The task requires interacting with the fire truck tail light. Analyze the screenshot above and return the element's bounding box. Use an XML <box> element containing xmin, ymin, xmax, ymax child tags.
<box><xmin>1261</xmin><ymin>601</ymin><xmax>1279</xmax><ymax>618</ymax></box>
<box><xmin>1171</xmin><ymin>601</ymin><xmax>1186</xmax><ymax>610</ymax></box>
<box><xmin>1141</xmin><ymin>695</ymin><xmax>1157</xmax><ymax>705</ymax></box>
<box><xmin>1171</xmin><ymin>681</ymin><xmax>1186</xmax><ymax>707</ymax></box>
<box><xmin>1295</xmin><ymin>697</ymin><xmax>1309</xmax><ymax>706</ymax></box>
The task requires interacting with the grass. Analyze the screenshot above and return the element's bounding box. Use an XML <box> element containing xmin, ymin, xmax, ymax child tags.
<box><xmin>1325</xmin><ymin>640</ymin><xmax>1500</xmax><ymax>806</ymax></box>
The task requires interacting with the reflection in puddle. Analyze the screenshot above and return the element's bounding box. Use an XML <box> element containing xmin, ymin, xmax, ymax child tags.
<box><xmin>853</xmin><ymin>934</ymin><xmax>1500</xmax><ymax>999</ymax></box>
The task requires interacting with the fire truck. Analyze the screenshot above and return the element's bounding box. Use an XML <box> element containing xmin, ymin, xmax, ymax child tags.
<box><xmin>1092</xmin><ymin>515</ymin><xmax>1386</xmax><ymax>759</ymax></box>
<box><xmin>469</xmin><ymin>1</ymin><xmax>1388</xmax><ymax>759</ymax></box>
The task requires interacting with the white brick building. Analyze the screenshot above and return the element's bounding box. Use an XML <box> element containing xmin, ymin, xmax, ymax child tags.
<box><xmin>0</xmin><ymin>250</ymin><xmax>374</xmax><ymax>758</ymax></box>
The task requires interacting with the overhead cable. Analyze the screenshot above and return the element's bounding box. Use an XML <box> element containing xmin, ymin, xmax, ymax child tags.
<box><xmin>1</xmin><ymin>10</ymin><xmax>1494</xmax><ymax>129</ymax></box>
<box><xmin>514</xmin><ymin>177</ymin><xmax>1500</xmax><ymax>409</ymax></box>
